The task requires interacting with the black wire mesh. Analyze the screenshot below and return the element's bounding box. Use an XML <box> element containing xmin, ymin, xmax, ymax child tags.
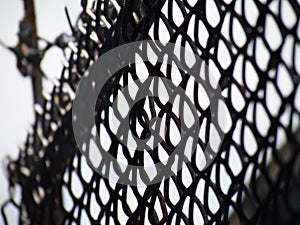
<box><xmin>1</xmin><ymin>0</ymin><xmax>300</xmax><ymax>224</ymax></box>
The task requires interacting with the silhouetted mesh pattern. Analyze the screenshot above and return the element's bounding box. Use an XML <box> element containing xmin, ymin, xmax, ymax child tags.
<box><xmin>2</xmin><ymin>0</ymin><xmax>300</xmax><ymax>224</ymax></box>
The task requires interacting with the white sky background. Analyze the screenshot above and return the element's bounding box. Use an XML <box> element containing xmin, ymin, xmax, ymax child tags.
<box><xmin>0</xmin><ymin>0</ymin><xmax>299</xmax><ymax>224</ymax></box>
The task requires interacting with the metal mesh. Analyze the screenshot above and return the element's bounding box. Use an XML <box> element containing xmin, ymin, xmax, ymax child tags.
<box><xmin>2</xmin><ymin>0</ymin><xmax>300</xmax><ymax>224</ymax></box>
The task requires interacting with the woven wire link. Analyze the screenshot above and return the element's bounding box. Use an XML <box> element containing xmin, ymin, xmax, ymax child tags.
<box><xmin>2</xmin><ymin>0</ymin><xmax>300</xmax><ymax>224</ymax></box>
